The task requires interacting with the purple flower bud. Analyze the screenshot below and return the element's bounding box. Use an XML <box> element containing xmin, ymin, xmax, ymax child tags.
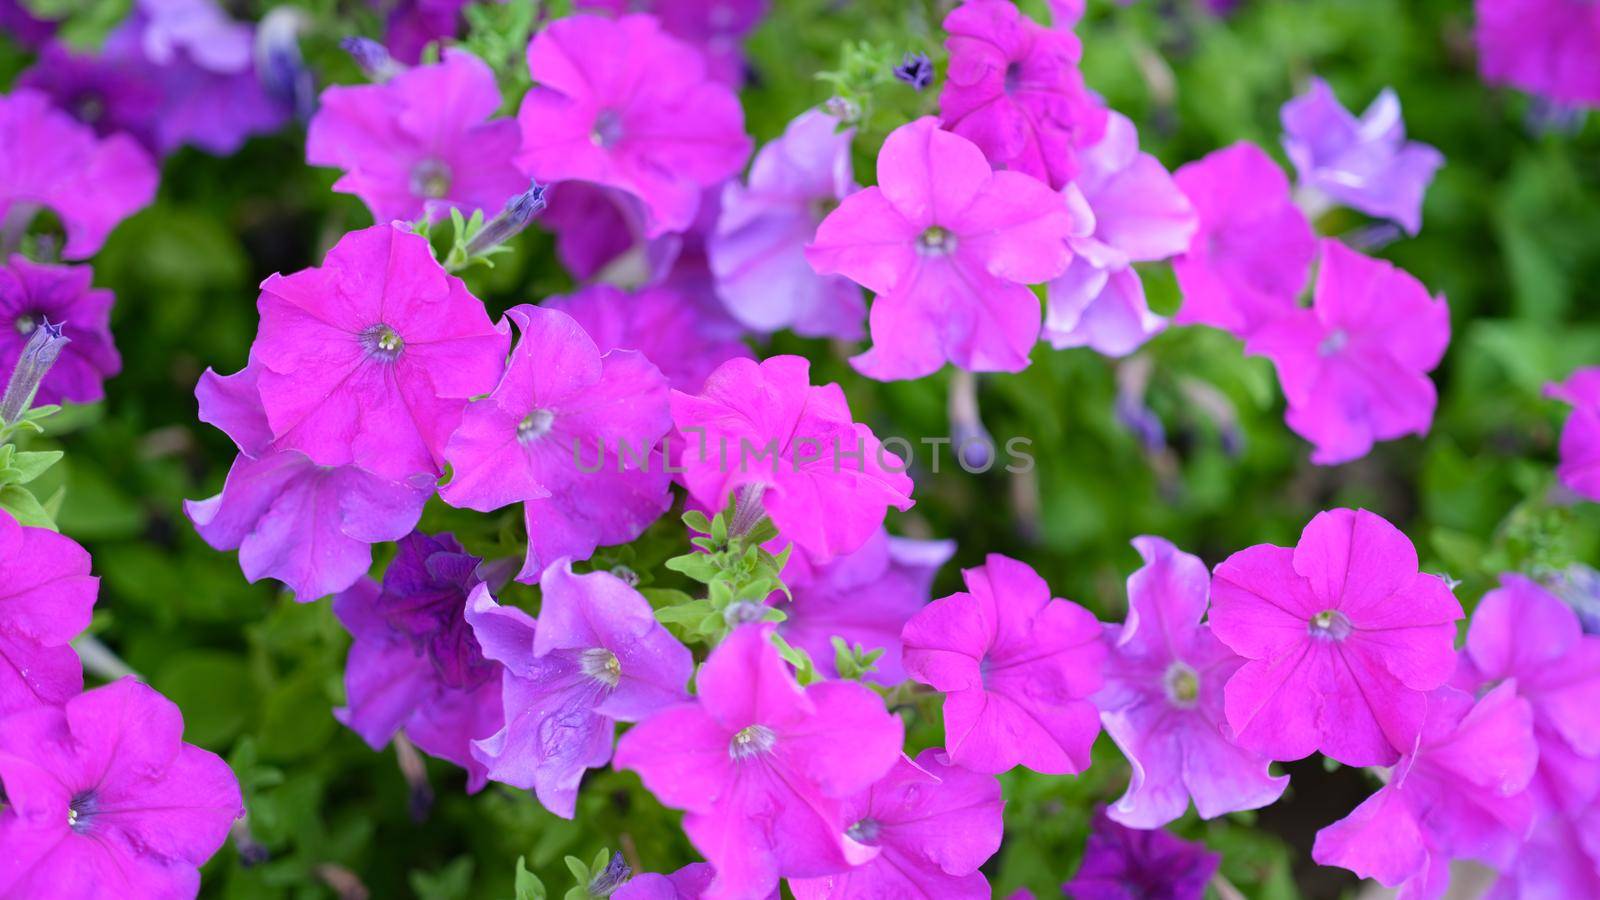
<box><xmin>588</xmin><ymin>852</ymin><xmax>631</xmax><ymax>898</ymax></box>
<box><xmin>893</xmin><ymin>52</ymin><xmax>933</xmax><ymax>91</ymax></box>
<box><xmin>948</xmin><ymin>370</ymin><xmax>995</xmax><ymax>472</ymax></box>
<box><xmin>341</xmin><ymin>36</ymin><xmax>402</xmax><ymax>83</ymax></box>
<box><xmin>463</xmin><ymin>182</ymin><xmax>548</xmax><ymax>257</ymax></box>
<box><xmin>0</xmin><ymin>318</ymin><xmax>68</xmax><ymax>425</ymax></box>
<box><xmin>256</xmin><ymin>8</ymin><xmax>316</xmax><ymax>121</ymax></box>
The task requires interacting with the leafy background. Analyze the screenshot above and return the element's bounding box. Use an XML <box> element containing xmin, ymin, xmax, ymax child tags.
<box><xmin>4</xmin><ymin>0</ymin><xmax>1599</xmax><ymax>896</ymax></box>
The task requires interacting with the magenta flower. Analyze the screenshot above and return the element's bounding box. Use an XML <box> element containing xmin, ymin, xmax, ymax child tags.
<box><xmin>612</xmin><ymin>863</ymin><xmax>718</xmax><ymax>900</ymax></box>
<box><xmin>0</xmin><ymin>89</ymin><xmax>157</xmax><ymax>260</ymax></box>
<box><xmin>1281</xmin><ymin>78</ymin><xmax>1443</xmax><ymax>235</ymax></box>
<box><xmin>790</xmin><ymin>748</ymin><xmax>1005</xmax><ymax>899</ymax></box>
<box><xmin>538</xmin><ymin>183</ymin><xmax>668</xmax><ymax>282</ymax></box>
<box><xmin>1171</xmin><ymin>142</ymin><xmax>1315</xmax><ymax>337</ymax></box>
<box><xmin>775</xmin><ymin>529</ymin><xmax>954</xmax><ymax>686</ymax></box>
<box><xmin>576</xmin><ymin>0</ymin><xmax>768</xmax><ymax>85</ymax></box>
<box><xmin>0</xmin><ymin>510</ymin><xmax>96</xmax><ymax>715</ymax></box>
<box><xmin>1064</xmin><ymin>808</ymin><xmax>1220</xmax><ymax>900</ymax></box>
<box><xmin>307</xmin><ymin>49</ymin><xmax>525</xmax><ymax>224</ymax></box>
<box><xmin>1045</xmin><ymin>111</ymin><xmax>1198</xmax><ymax>357</ymax></box>
<box><xmin>0</xmin><ymin>678</ymin><xmax>242</xmax><ymax>897</ymax></box>
<box><xmin>515</xmin><ymin>14</ymin><xmax>751</xmax><ymax>237</ymax></box>
<box><xmin>466</xmin><ymin>562</ymin><xmax>693</xmax><ymax>817</ymax></box>
<box><xmin>333</xmin><ymin>532</ymin><xmax>504</xmax><ymax>791</ymax></box>
<box><xmin>250</xmin><ymin>223</ymin><xmax>510</xmax><ymax>482</ymax></box>
<box><xmin>186</xmin><ymin>364</ymin><xmax>433</xmax><ymax>602</ymax></box>
<box><xmin>709</xmin><ymin>108</ymin><xmax>866</xmax><ymax>339</ymax></box>
<box><xmin>901</xmin><ymin>554</ymin><xmax>1105</xmax><ymax>774</ymax></box>
<box><xmin>1488</xmin><ymin>805</ymin><xmax>1600</xmax><ymax>898</ymax></box>
<box><xmin>1096</xmin><ymin>537</ymin><xmax>1287</xmax><ymax>828</ymax></box>
<box><xmin>1245</xmin><ymin>240</ymin><xmax>1450</xmax><ymax>465</ymax></box>
<box><xmin>1547</xmin><ymin>367</ymin><xmax>1600</xmax><ymax>502</ymax></box>
<box><xmin>670</xmin><ymin>354</ymin><xmax>914</xmax><ymax>565</ymax></box>
<box><xmin>1210</xmin><ymin>508</ymin><xmax>1463</xmax><ymax>766</ymax></box>
<box><xmin>543</xmin><ymin>283</ymin><xmax>753</xmax><ymax>393</ymax></box>
<box><xmin>807</xmin><ymin>117</ymin><xmax>1074</xmax><ymax>380</ymax></box>
<box><xmin>938</xmin><ymin>0</ymin><xmax>1106</xmax><ymax>189</ymax></box>
<box><xmin>0</xmin><ymin>256</ymin><xmax>120</xmax><ymax>406</ymax></box>
<box><xmin>615</xmin><ymin>624</ymin><xmax>904</xmax><ymax>898</ymax></box>
<box><xmin>439</xmin><ymin>305</ymin><xmax>672</xmax><ymax>581</ymax></box>
<box><xmin>1313</xmin><ymin>684</ymin><xmax>1538</xmax><ymax>898</ymax></box>
<box><xmin>1476</xmin><ymin>0</ymin><xmax>1600</xmax><ymax>108</ymax></box>
<box><xmin>375</xmin><ymin>0</ymin><xmax>467</xmax><ymax>64</ymax></box>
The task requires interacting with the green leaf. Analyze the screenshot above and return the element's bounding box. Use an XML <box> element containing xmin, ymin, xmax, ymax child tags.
<box><xmin>682</xmin><ymin>509</ymin><xmax>713</xmax><ymax>534</ymax></box>
<box><xmin>6</xmin><ymin>450</ymin><xmax>63</xmax><ymax>485</ymax></box>
<box><xmin>0</xmin><ymin>484</ymin><xmax>54</xmax><ymax>530</ymax></box>
<box><xmin>514</xmin><ymin>856</ymin><xmax>547</xmax><ymax>900</ymax></box>
<box><xmin>409</xmin><ymin>856</ymin><xmax>475</xmax><ymax>900</ymax></box>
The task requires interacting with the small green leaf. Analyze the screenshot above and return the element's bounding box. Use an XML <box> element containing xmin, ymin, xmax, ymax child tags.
<box><xmin>514</xmin><ymin>856</ymin><xmax>547</xmax><ymax>900</ymax></box>
<box><xmin>0</xmin><ymin>484</ymin><xmax>55</xmax><ymax>530</ymax></box>
<box><xmin>7</xmin><ymin>450</ymin><xmax>62</xmax><ymax>485</ymax></box>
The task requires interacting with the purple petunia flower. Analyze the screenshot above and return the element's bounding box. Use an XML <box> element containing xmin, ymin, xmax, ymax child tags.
<box><xmin>0</xmin><ymin>256</ymin><xmax>120</xmax><ymax>406</ymax></box>
<box><xmin>615</xmin><ymin>623</ymin><xmax>904</xmax><ymax>899</ymax></box>
<box><xmin>1312</xmin><ymin>683</ymin><xmax>1538</xmax><ymax>899</ymax></box>
<box><xmin>806</xmin><ymin>117</ymin><xmax>1075</xmax><ymax>380</ymax></box>
<box><xmin>333</xmin><ymin>531</ymin><xmax>504</xmax><ymax>790</ymax></box>
<box><xmin>709</xmin><ymin>108</ymin><xmax>867</xmax><ymax>340</ymax></box>
<box><xmin>670</xmin><ymin>355</ymin><xmax>915</xmax><ymax>566</ymax></box>
<box><xmin>1170</xmin><ymin>142</ymin><xmax>1315</xmax><ymax>338</ymax></box>
<box><xmin>15</xmin><ymin>38</ymin><xmax>167</xmax><ymax>147</ymax></box>
<box><xmin>515</xmin><ymin>14</ymin><xmax>752</xmax><ymax>237</ymax></box>
<box><xmin>901</xmin><ymin>554</ymin><xmax>1106</xmax><ymax>775</ymax></box>
<box><xmin>576</xmin><ymin>0</ymin><xmax>769</xmax><ymax>86</ymax></box>
<box><xmin>249</xmin><ymin>223</ymin><xmax>510</xmax><ymax>482</ymax></box>
<box><xmin>307</xmin><ymin>49</ymin><xmax>525</xmax><ymax>224</ymax></box>
<box><xmin>1547</xmin><ymin>367</ymin><xmax>1600</xmax><ymax>502</ymax></box>
<box><xmin>1281</xmin><ymin>78</ymin><xmax>1443</xmax><ymax>235</ymax></box>
<box><xmin>467</xmin><ymin>561</ymin><xmax>693</xmax><ymax>818</ymax></box>
<box><xmin>0</xmin><ymin>510</ymin><xmax>97</xmax><ymax>715</ymax></box>
<box><xmin>1064</xmin><ymin>808</ymin><xmax>1221</xmax><ymax>900</ymax></box>
<box><xmin>374</xmin><ymin>0</ymin><xmax>468</xmax><ymax>64</ymax></box>
<box><xmin>1209</xmin><ymin>508</ymin><xmax>1463</xmax><ymax>766</ymax></box>
<box><xmin>938</xmin><ymin>0</ymin><xmax>1105</xmax><ymax>190</ymax></box>
<box><xmin>137</xmin><ymin>0</ymin><xmax>254</xmax><ymax>72</ymax></box>
<box><xmin>1475</xmin><ymin>0</ymin><xmax>1600</xmax><ymax>108</ymax></box>
<box><xmin>1488</xmin><ymin>803</ymin><xmax>1600</xmax><ymax>898</ymax></box>
<box><xmin>543</xmin><ymin>283</ymin><xmax>752</xmax><ymax>394</ymax></box>
<box><xmin>439</xmin><ymin>305</ymin><xmax>672</xmax><ymax>582</ymax></box>
<box><xmin>1045</xmin><ymin>111</ymin><xmax>1197</xmax><ymax>357</ymax></box>
<box><xmin>612</xmin><ymin>863</ymin><xmax>720</xmax><ymax>900</ymax></box>
<box><xmin>0</xmin><ymin>89</ymin><xmax>158</xmax><ymax>260</ymax></box>
<box><xmin>1245</xmin><ymin>239</ymin><xmax>1450</xmax><ymax>465</ymax></box>
<box><xmin>0</xmin><ymin>678</ymin><xmax>243</xmax><ymax>897</ymax></box>
<box><xmin>789</xmin><ymin>748</ymin><xmax>1005</xmax><ymax>899</ymax></box>
<box><xmin>185</xmin><ymin>363</ymin><xmax>433</xmax><ymax>602</ymax></box>
<box><xmin>1095</xmin><ymin>537</ymin><xmax>1286</xmax><ymax>828</ymax></box>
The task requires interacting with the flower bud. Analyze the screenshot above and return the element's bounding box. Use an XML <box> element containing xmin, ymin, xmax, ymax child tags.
<box><xmin>0</xmin><ymin>318</ymin><xmax>68</xmax><ymax>425</ymax></box>
<box><xmin>463</xmin><ymin>182</ymin><xmax>548</xmax><ymax>257</ymax></box>
<box><xmin>341</xmin><ymin>36</ymin><xmax>403</xmax><ymax>83</ymax></box>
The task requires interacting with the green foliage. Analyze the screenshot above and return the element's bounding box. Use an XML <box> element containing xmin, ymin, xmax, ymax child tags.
<box><xmin>656</xmin><ymin>493</ymin><xmax>791</xmax><ymax>645</ymax></box>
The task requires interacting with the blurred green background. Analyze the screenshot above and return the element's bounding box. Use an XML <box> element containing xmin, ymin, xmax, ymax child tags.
<box><xmin>4</xmin><ymin>0</ymin><xmax>1599</xmax><ymax>897</ymax></box>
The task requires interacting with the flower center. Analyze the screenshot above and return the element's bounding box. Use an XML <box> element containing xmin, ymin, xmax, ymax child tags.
<box><xmin>360</xmin><ymin>323</ymin><xmax>404</xmax><ymax>361</ymax></box>
<box><xmin>729</xmin><ymin>724</ymin><xmax>776</xmax><ymax>759</ymax></box>
<box><xmin>68</xmin><ymin>792</ymin><xmax>96</xmax><ymax>834</ymax></box>
<box><xmin>592</xmin><ymin>108</ymin><xmax>624</xmax><ymax>148</ymax></box>
<box><xmin>917</xmin><ymin>225</ymin><xmax>956</xmax><ymax>255</ymax></box>
<box><xmin>580</xmin><ymin>647</ymin><xmax>622</xmax><ymax>688</ymax></box>
<box><xmin>15</xmin><ymin>314</ymin><xmax>35</xmax><ymax>335</ymax></box>
<box><xmin>74</xmin><ymin>94</ymin><xmax>104</xmax><ymax>124</ymax></box>
<box><xmin>1004</xmin><ymin>61</ymin><xmax>1023</xmax><ymax>94</ymax></box>
<box><xmin>410</xmin><ymin>159</ymin><xmax>452</xmax><ymax>199</ymax></box>
<box><xmin>1309</xmin><ymin>609</ymin><xmax>1353</xmax><ymax>641</ymax></box>
<box><xmin>1318</xmin><ymin>329</ymin><xmax>1349</xmax><ymax>357</ymax></box>
<box><xmin>518</xmin><ymin>408</ymin><xmax>555</xmax><ymax>442</ymax></box>
<box><xmin>846</xmin><ymin>817</ymin><xmax>882</xmax><ymax>845</ymax></box>
<box><xmin>1163</xmin><ymin>661</ymin><xmax>1200</xmax><ymax>708</ymax></box>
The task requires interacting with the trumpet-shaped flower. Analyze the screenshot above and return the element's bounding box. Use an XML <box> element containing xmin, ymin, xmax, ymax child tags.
<box><xmin>543</xmin><ymin>283</ymin><xmax>752</xmax><ymax>393</ymax></box>
<box><xmin>0</xmin><ymin>510</ymin><xmax>96</xmax><ymax>714</ymax></box>
<box><xmin>806</xmin><ymin>117</ymin><xmax>1074</xmax><ymax>380</ymax></box>
<box><xmin>1064</xmin><ymin>808</ymin><xmax>1220</xmax><ymax>900</ymax></box>
<box><xmin>1210</xmin><ymin>508</ymin><xmax>1463</xmax><ymax>766</ymax></box>
<box><xmin>902</xmin><ymin>554</ymin><xmax>1105</xmax><ymax>774</ymax></box>
<box><xmin>1547</xmin><ymin>367</ymin><xmax>1600</xmax><ymax>502</ymax></box>
<box><xmin>0</xmin><ymin>256</ymin><xmax>120</xmax><ymax>407</ymax></box>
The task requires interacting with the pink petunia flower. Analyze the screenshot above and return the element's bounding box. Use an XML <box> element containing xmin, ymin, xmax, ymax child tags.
<box><xmin>1546</xmin><ymin>367</ymin><xmax>1600</xmax><ymax>502</ymax></box>
<box><xmin>0</xmin><ymin>89</ymin><xmax>157</xmax><ymax>260</ymax></box>
<box><xmin>806</xmin><ymin>117</ymin><xmax>1074</xmax><ymax>380</ymax></box>
<box><xmin>710</xmin><ymin>108</ymin><xmax>866</xmax><ymax>340</ymax></box>
<box><xmin>670</xmin><ymin>354</ymin><xmax>914</xmax><ymax>565</ymax></box>
<box><xmin>1280</xmin><ymin>78</ymin><xmax>1443</xmax><ymax>235</ymax></box>
<box><xmin>0</xmin><ymin>678</ymin><xmax>243</xmax><ymax>897</ymax></box>
<box><xmin>901</xmin><ymin>554</ymin><xmax>1105</xmax><ymax>774</ymax></box>
<box><xmin>1209</xmin><ymin>508</ymin><xmax>1463</xmax><ymax>766</ymax></box>
<box><xmin>515</xmin><ymin>14</ymin><xmax>751</xmax><ymax>237</ymax></box>
<box><xmin>1487</xmin><ymin>803</ymin><xmax>1600</xmax><ymax>898</ymax></box>
<box><xmin>1045</xmin><ymin>111</ymin><xmax>1198</xmax><ymax>357</ymax></box>
<box><xmin>439</xmin><ymin>305</ymin><xmax>672</xmax><ymax>582</ymax></box>
<box><xmin>306</xmin><ymin>49</ymin><xmax>526</xmax><ymax>224</ymax></box>
<box><xmin>0</xmin><ymin>510</ymin><xmax>96</xmax><ymax>715</ymax></box>
<box><xmin>615</xmin><ymin>624</ymin><xmax>904</xmax><ymax>899</ymax></box>
<box><xmin>576</xmin><ymin>0</ymin><xmax>769</xmax><ymax>86</ymax></box>
<box><xmin>1475</xmin><ymin>0</ymin><xmax>1600</xmax><ymax>108</ymax></box>
<box><xmin>249</xmin><ymin>223</ymin><xmax>510</xmax><ymax>482</ymax></box>
<box><xmin>1064</xmin><ymin>808</ymin><xmax>1220</xmax><ymax>900</ymax></box>
<box><xmin>543</xmin><ymin>283</ymin><xmax>752</xmax><ymax>393</ymax></box>
<box><xmin>613</xmin><ymin>863</ymin><xmax>723</xmax><ymax>900</ymax></box>
<box><xmin>1095</xmin><ymin>537</ymin><xmax>1287</xmax><ymax>828</ymax></box>
<box><xmin>186</xmin><ymin>363</ymin><xmax>433</xmax><ymax>602</ymax></box>
<box><xmin>1171</xmin><ymin>142</ymin><xmax>1315</xmax><ymax>337</ymax></box>
<box><xmin>1245</xmin><ymin>239</ymin><xmax>1450</xmax><ymax>465</ymax></box>
<box><xmin>466</xmin><ymin>560</ymin><xmax>693</xmax><ymax>818</ymax></box>
<box><xmin>1312</xmin><ymin>683</ymin><xmax>1538</xmax><ymax>899</ymax></box>
<box><xmin>0</xmin><ymin>255</ymin><xmax>121</xmax><ymax>406</ymax></box>
<box><xmin>789</xmin><ymin>748</ymin><xmax>1005</xmax><ymax>899</ymax></box>
<box><xmin>938</xmin><ymin>0</ymin><xmax>1105</xmax><ymax>189</ymax></box>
